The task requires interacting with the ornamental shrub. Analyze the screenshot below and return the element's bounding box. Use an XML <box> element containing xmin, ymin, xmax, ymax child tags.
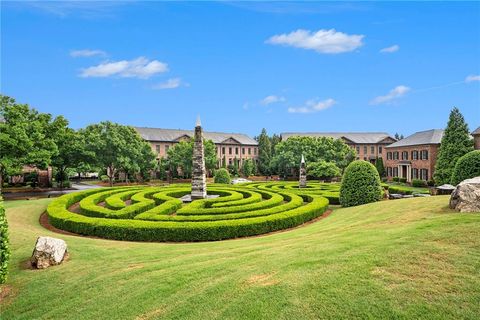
<box><xmin>340</xmin><ymin>160</ymin><xmax>382</xmax><ymax>207</ymax></box>
<box><xmin>392</xmin><ymin>177</ymin><xmax>400</xmax><ymax>182</ymax></box>
<box><xmin>399</xmin><ymin>177</ymin><xmax>407</xmax><ymax>183</ymax></box>
<box><xmin>214</xmin><ymin>168</ymin><xmax>231</xmax><ymax>184</ymax></box>
<box><xmin>412</xmin><ymin>179</ymin><xmax>426</xmax><ymax>188</ymax></box>
<box><xmin>0</xmin><ymin>198</ymin><xmax>9</xmax><ymax>284</ymax></box>
<box><xmin>451</xmin><ymin>150</ymin><xmax>480</xmax><ymax>185</ymax></box>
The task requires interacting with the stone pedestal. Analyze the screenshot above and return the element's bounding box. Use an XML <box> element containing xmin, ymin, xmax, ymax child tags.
<box><xmin>191</xmin><ymin>117</ymin><xmax>207</xmax><ymax>199</ymax></box>
<box><xmin>299</xmin><ymin>155</ymin><xmax>307</xmax><ymax>188</ymax></box>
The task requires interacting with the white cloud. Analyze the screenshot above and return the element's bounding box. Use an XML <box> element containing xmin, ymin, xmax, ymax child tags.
<box><xmin>242</xmin><ymin>103</ymin><xmax>250</xmax><ymax>110</ymax></box>
<box><xmin>70</xmin><ymin>49</ymin><xmax>106</xmax><ymax>58</ymax></box>
<box><xmin>380</xmin><ymin>44</ymin><xmax>399</xmax><ymax>53</ymax></box>
<box><xmin>152</xmin><ymin>78</ymin><xmax>188</xmax><ymax>90</ymax></box>
<box><xmin>266</xmin><ymin>29</ymin><xmax>364</xmax><ymax>54</ymax></box>
<box><xmin>80</xmin><ymin>57</ymin><xmax>168</xmax><ymax>79</ymax></box>
<box><xmin>288</xmin><ymin>98</ymin><xmax>337</xmax><ymax>113</ymax></box>
<box><xmin>370</xmin><ymin>85</ymin><xmax>410</xmax><ymax>105</ymax></box>
<box><xmin>465</xmin><ymin>75</ymin><xmax>480</xmax><ymax>83</ymax></box>
<box><xmin>260</xmin><ymin>95</ymin><xmax>286</xmax><ymax>105</ymax></box>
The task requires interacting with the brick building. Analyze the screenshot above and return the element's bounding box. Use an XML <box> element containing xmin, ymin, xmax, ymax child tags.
<box><xmin>473</xmin><ymin>127</ymin><xmax>480</xmax><ymax>150</ymax></box>
<box><xmin>281</xmin><ymin>132</ymin><xmax>396</xmax><ymax>164</ymax></box>
<box><xmin>135</xmin><ymin>127</ymin><xmax>259</xmax><ymax>167</ymax></box>
<box><xmin>385</xmin><ymin>129</ymin><xmax>444</xmax><ymax>182</ymax></box>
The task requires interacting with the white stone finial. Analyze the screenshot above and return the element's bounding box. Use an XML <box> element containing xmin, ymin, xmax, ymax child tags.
<box><xmin>301</xmin><ymin>154</ymin><xmax>305</xmax><ymax>164</ymax></box>
<box><xmin>196</xmin><ymin>115</ymin><xmax>201</xmax><ymax>127</ymax></box>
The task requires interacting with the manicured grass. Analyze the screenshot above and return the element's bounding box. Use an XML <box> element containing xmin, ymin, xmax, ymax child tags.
<box><xmin>1</xmin><ymin>196</ymin><xmax>480</xmax><ymax>319</ymax></box>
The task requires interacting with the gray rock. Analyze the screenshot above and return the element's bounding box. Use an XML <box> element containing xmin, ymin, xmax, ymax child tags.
<box><xmin>31</xmin><ymin>236</ymin><xmax>68</xmax><ymax>269</ymax></box>
<box><xmin>449</xmin><ymin>176</ymin><xmax>480</xmax><ymax>213</ymax></box>
<box><xmin>402</xmin><ymin>195</ymin><xmax>414</xmax><ymax>198</ymax></box>
<box><xmin>413</xmin><ymin>193</ymin><xmax>431</xmax><ymax>197</ymax></box>
<box><xmin>389</xmin><ymin>193</ymin><xmax>403</xmax><ymax>199</ymax></box>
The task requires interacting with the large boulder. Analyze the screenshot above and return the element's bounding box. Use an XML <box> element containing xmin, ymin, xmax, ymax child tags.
<box><xmin>31</xmin><ymin>236</ymin><xmax>68</xmax><ymax>269</ymax></box>
<box><xmin>449</xmin><ymin>177</ymin><xmax>480</xmax><ymax>213</ymax></box>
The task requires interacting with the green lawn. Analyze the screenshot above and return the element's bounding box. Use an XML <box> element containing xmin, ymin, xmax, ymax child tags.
<box><xmin>1</xmin><ymin>196</ymin><xmax>479</xmax><ymax>319</ymax></box>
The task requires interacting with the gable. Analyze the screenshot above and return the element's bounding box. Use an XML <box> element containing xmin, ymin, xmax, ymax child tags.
<box><xmin>174</xmin><ymin>134</ymin><xmax>192</xmax><ymax>142</ymax></box>
<box><xmin>221</xmin><ymin>137</ymin><xmax>242</xmax><ymax>144</ymax></box>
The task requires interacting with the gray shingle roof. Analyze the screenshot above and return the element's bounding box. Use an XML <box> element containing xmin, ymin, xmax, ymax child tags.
<box><xmin>472</xmin><ymin>127</ymin><xmax>480</xmax><ymax>135</ymax></box>
<box><xmin>281</xmin><ymin>132</ymin><xmax>394</xmax><ymax>144</ymax></box>
<box><xmin>386</xmin><ymin>129</ymin><xmax>444</xmax><ymax>148</ymax></box>
<box><xmin>135</xmin><ymin>127</ymin><xmax>258</xmax><ymax>145</ymax></box>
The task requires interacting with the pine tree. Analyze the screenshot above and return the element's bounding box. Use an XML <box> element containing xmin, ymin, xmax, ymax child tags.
<box><xmin>257</xmin><ymin>128</ymin><xmax>272</xmax><ymax>175</ymax></box>
<box><xmin>375</xmin><ymin>157</ymin><xmax>386</xmax><ymax>178</ymax></box>
<box><xmin>434</xmin><ymin>107</ymin><xmax>473</xmax><ymax>185</ymax></box>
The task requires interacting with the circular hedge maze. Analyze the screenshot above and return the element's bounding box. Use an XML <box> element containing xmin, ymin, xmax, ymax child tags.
<box><xmin>46</xmin><ymin>182</ymin><xmax>339</xmax><ymax>242</ymax></box>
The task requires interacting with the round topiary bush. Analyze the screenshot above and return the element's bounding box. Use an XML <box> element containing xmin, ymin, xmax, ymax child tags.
<box><xmin>451</xmin><ymin>150</ymin><xmax>480</xmax><ymax>185</ymax></box>
<box><xmin>339</xmin><ymin>160</ymin><xmax>382</xmax><ymax>207</ymax></box>
<box><xmin>214</xmin><ymin>168</ymin><xmax>231</xmax><ymax>184</ymax></box>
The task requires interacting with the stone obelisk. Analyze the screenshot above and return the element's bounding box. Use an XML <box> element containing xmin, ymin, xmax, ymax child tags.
<box><xmin>299</xmin><ymin>155</ymin><xmax>307</xmax><ymax>188</ymax></box>
<box><xmin>191</xmin><ymin>116</ymin><xmax>207</xmax><ymax>199</ymax></box>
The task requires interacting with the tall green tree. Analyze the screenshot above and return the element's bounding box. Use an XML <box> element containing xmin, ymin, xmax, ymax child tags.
<box><xmin>271</xmin><ymin>136</ymin><xmax>356</xmax><ymax>178</ymax></box>
<box><xmin>84</xmin><ymin>122</ymin><xmax>155</xmax><ymax>186</ymax></box>
<box><xmin>0</xmin><ymin>95</ymin><xmax>59</xmax><ymax>193</ymax></box>
<box><xmin>167</xmin><ymin>139</ymin><xmax>216</xmax><ymax>178</ymax></box>
<box><xmin>242</xmin><ymin>159</ymin><xmax>254</xmax><ymax>177</ymax></box>
<box><xmin>375</xmin><ymin>157</ymin><xmax>386</xmax><ymax>178</ymax></box>
<box><xmin>51</xmin><ymin>122</ymin><xmax>94</xmax><ymax>188</ymax></box>
<box><xmin>434</xmin><ymin>107</ymin><xmax>473</xmax><ymax>185</ymax></box>
<box><xmin>257</xmin><ymin>128</ymin><xmax>272</xmax><ymax>175</ymax></box>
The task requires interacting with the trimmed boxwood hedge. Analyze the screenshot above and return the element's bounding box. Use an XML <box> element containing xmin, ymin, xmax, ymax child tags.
<box><xmin>46</xmin><ymin>184</ymin><xmax>331</xmax><ymax>242</ymax></box>
<box><xmin>0</xmin><ymin>198</ymin><xmax>9</xmax><ymax>284</ymax></box>
<box><xmin>451</xmin><ymin>150</ymin><xmax>480</xmax><ymax>185</ymax></box>
<box><xmin>339</xmin><ymin>160</ymin><xmax>382</xmax><ymax>207</ymax></box>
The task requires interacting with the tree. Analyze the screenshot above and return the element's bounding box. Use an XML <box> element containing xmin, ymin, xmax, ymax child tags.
<box><xmin>214</xmin><ymin>168</ymin><xmax>231</xmax><ymax>184</ymax></box>
<box><xmin>375</xmin><ymin>157</ymin><xmax>386</xmax><ymax>178</ymax></box>
<box><xmin>340</xmin><ymin>161</ymin><xmax>382</xmax><ymax>207</ymax></box>
<box><xmin>167</xmin><ymin>139</ymin><xmax>216</xmax><ymax>178</ymax></box>
<box><xmin>434</xmin><ymin>107</ymin><xmax>474</xmax><ymax>185</ymax></box>
<box><xmin>0</xmin><ymin>95</ymin><xmax>59</xmax><ymax>193</ymax></box>
<box><xmin>271</xmin><ymin>136</ymin><xmax>356</xmax><ymax>178</ymax></box>
<box><xmin>51</xmin><ymin>122</ymin><xmax>94</xmax><ymax>188</ymax></box>
<box><xmin>83</xmin><ymin>122</ymin><xmax>155</xmax><ymax>186</ymax></box>
<box><xmin>257</xmin><ymin>128</ymin><xmax>272</xmax><ymax>175</ymax></box>
<box><xmin>270</xmin><ymin>133</ymin><xmax>281</xmax><ymax>158</ymax></box>
<box><xmin>307</xmin><ymin>161</ymin><xmax>341</xmax><ymax>181</ymax></box>
<box><xmin>451</xmin><ymin>150</ymin><xmax>480</xmax><ymax>185</ymax></box>
<box><xmin>394</xmin><ymin>133</ymin><xmax>404</xmax><ymax>140</ymax></box>
<box><xmin>242</xmin><ymin>159</ymin><xmax>254</xmax><ymax>177</ymax></box>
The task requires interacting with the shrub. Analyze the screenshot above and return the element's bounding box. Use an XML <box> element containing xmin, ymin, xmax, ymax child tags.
<box><xmin>340</xmin><ymin>161</ymin><xmax>382</xmax><ymax>207</ymax></box>
<box><xmin>100</xmin><ymin>175</ymin><xmax>109</xmax><ymax>183</ymax></box>
<box><xmin>307</xmin><ymin>161</ymin><xmax>341</xmax><ymax>181</ymax></box>
<box><xmin>214</xmin><ymin>168</ymin><xmax>231</xmax><ymax>184</ymax></box>
<box><xmin>412</xmin><ymin>179</ymin><xmax>426</xmax><ymax>188</ymax></box>
<box><xmin>0</xmin><ymin>198</ymin><xmax>9</xmax><ymax>284</ymax></box>
<box><xmin>451</xmin><ymin>150</ymin><xmax>480</xmax><ymax>185</ymax></box>
<box><xmin>399</xmin><ymin>177</ymin><xmax>407</xmax><ymax>183</ymax></box>
<box><xmin>392</xmin><ymin>177</ymin><xmax>400</xmax><ymax>182</ymax></box>
<box><xmin>375</xmin><ymin>157</ymin><xmax>386</xmax><ymax>177</ymax></box>
<box><xmin>427</xmin><ymin>180</ymin><xmax>435</xmax><ymax>187</ymax></box>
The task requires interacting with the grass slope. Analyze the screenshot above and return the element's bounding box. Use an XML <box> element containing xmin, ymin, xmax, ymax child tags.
<box><xmin>1</xmin><ymin>197</ymin><xmax>479</xmax><ymax>319</ymax></box>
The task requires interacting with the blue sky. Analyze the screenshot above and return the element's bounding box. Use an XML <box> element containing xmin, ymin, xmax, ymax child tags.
<box><xmin>2</xmin><ymin>1</ymin><xmax>479</xmax><ymax>137</ymax></box>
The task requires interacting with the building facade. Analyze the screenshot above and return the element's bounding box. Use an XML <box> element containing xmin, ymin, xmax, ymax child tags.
<box><xmin>385</xmin><ymin>129</ymin><xmax>444</xmax><ymax>182</ymax></box>
<box><xmin>281</xmin><ymin>132</ymin><xmax>397</xmax><ymax>164</ymax></box>
<box><xmin>135</xmin><ymin>127</ymin><xmax>259</xmax><ymax>167</ymax></box>
<box><xmin>473</xmin><ymin>127</ymin><xmax>480</xmax><ymax>150</ymax></box>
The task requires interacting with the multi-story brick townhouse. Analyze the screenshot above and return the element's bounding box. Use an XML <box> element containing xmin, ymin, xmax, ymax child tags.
<box><xmin>385</xmin><ymin>129</ymin><xmax>444</xmax><ymax>182</ymax></box>
<box><xmin>135</xmin><ymin>127</ymin><xmax>259</xmax><ymax>168</ymax></box>
<box><xmin>280</xmin><ymin>132</ymin><xmax>396</xmax><ymax>164</ymax></box>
